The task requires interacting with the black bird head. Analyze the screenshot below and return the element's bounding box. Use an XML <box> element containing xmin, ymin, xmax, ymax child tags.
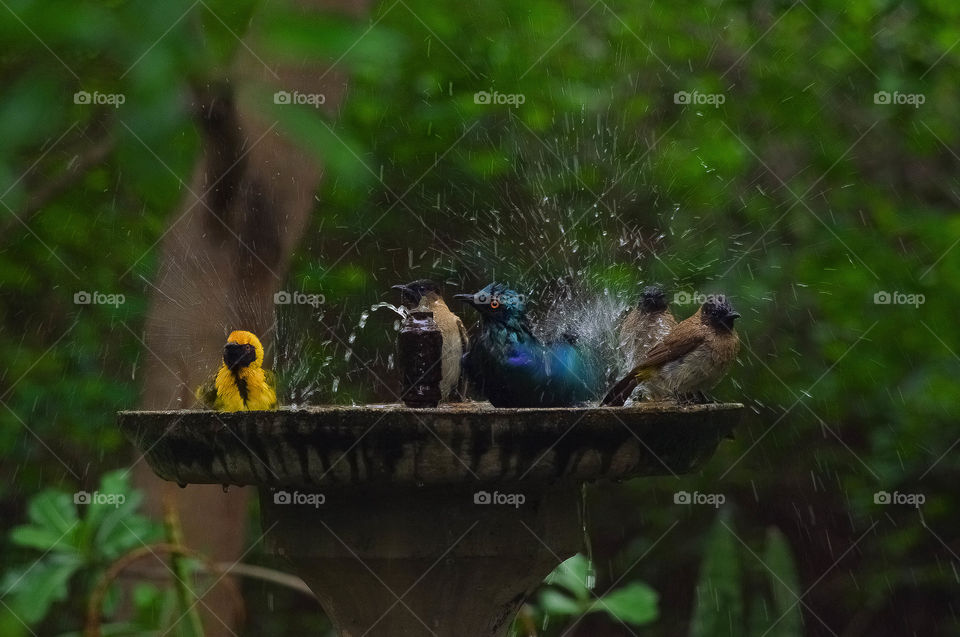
<box><xmin>639</xmin><ymin>285</ymin><xmax>668</xmax><ymax>312</ymax></box>
<box><xmin>223</xmin><ymin>342</ymin><xmax>257</xmax><ymax>370</ymax></box>
<box><xmin>392</xmin><ymin>279</ymin><xmax>441</xmax><ymax>307</ymax></box>
<box><xmin>701</xmin><ymin>295</ymin><xmax>740</xmax><ymax>331</ymax></box>
<box><xmin>454</xmin><ymin>283</ymin><xmax>526</xmax><ymax>323</ymax></box>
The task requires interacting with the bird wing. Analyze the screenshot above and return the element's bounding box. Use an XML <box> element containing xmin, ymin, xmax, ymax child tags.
<box><xmin>504</xmin><ymin>336</ymin><xmax>539</xmax><ymax>370</ymax></box>
<box><xmin>601</xmin><ymin>316</ymin><xmax>704</xmax><ymax>406</ymax></box>
<box><xmin>264</xmin><ymin>369</ymin><xmax>277</xmax><ymax>390</ymax></box>
<box><xmin>263</xmin><ymin>369</ymin><xmax>279</xmax><ymax>409</ymax></box>
<box><xmin>637</xmin><ymin>319</ymin><xmax>704</xmax><ymax>369</ymax></box>
<box><xmin>453</xmin><ymin>316</ymin><xmax>471</xmax><ymax>400</ymax></box>
<box><xmin>663</xmin><ymin>308</ymin><xmax>678</xmax><ymax>330</ymax></box>
<box><xmin>194</xmin><ymin>376</ymin><xmax>218</xmax><ymax>409</ymax></box>
<box><xmin>456</xmin><ymin>315</ymin><xmax>469</xmax><ymax>350</ymax></box>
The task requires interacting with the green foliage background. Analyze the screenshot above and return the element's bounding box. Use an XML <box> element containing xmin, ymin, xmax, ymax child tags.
<box><xmin>1</xmin><ymin>0</ymin><xmax>957</xmax><ymax>634</ymax></box>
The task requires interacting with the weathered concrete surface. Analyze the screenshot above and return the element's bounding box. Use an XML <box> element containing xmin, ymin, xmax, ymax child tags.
<box><xmin>118</xmin><ymin>402</ymin><xmax>742</xmax><ymax>489</ymax></box>
<box><xmin>118</xmin><ymin>402</ymin><xmax>742</xmax><ymax>637</ymax></box>
<box><xmin>260</xmin><ymin>483</ymin><xmax>581</xmax><ymax>636</ymax></box>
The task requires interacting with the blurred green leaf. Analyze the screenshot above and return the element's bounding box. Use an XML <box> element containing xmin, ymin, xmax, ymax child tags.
<box><xmin>761</xmin><ymin>528</ymin><xmax>802</xmax><ymax>637</ymax></box>
<box><xmin>590</xmin><ymin>581</ymin><xmax>659</xmax><ymax>626</ymax></box>
<box><xmin>691</xmin><ymin>512</ymin><xmax>743</xmax><ymax>637</ymax></box>
<box><xmin>544</xmin><ymin>553</ymin><xmax>591</xmax><ymax>601</ymax></box>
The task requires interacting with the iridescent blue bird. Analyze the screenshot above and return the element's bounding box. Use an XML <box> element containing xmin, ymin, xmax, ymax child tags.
<box><xmin>454</xmin><ymin>283</ymin><xmax>600</xmax><ymax>407</ymax></box>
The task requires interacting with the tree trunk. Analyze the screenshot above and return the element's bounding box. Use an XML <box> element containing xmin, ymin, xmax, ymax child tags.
<box><xmin>134</xmin><ymin>1</ymin><xmax>367</xmax><ymax>634</ymax></box>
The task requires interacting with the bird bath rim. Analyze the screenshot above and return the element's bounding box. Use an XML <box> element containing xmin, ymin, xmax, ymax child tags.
<box><xmin>118</xmin><ymin>401</ymin><xmax>743</xmax><ymax>490</ymax></box>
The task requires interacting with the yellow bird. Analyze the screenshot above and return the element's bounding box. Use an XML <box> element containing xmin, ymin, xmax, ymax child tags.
<box><xmin>195</xmin><ymin>330</ymin><xmax>277</xmax><ymax>411</ymax></box>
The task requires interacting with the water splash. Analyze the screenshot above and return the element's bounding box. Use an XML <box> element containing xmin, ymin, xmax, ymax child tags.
<box><xmin>369</xmin><ymin>301</ymin><xmax>408</xmax><ymax>320</ymax></box>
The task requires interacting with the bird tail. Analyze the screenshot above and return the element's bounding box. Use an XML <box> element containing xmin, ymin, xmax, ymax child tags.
<box><xmin>601</xmin><ymin>367</ymin><xmax>655</xmax><ymax>406</ymax></box>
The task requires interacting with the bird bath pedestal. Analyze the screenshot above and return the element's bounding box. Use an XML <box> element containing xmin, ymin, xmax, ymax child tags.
<box><xmin>119</xmin><ymin>402</ymin><xmax>741</xmax><ymax>636</ymax></box>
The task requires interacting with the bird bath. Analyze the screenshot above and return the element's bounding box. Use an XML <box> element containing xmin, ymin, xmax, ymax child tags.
<box><xmin>119</xmin><ymin>402</ymin><xmax>742</xmax><ymax>636</ymax></box>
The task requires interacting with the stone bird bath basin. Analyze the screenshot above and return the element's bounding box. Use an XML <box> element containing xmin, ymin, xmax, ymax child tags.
<box><xmin>119</xmin><ymin>402</ymin><xmax>742</xmax><ymax>636</ymax></box>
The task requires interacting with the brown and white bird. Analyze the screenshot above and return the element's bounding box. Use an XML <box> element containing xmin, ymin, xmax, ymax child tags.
<box><xmin>618</xmin><ymin>285</ymin><xmax>676</xmax><ymax>372</ymax></box>
<box><xmin>602</xmin><ymin>296</ymin><xmax>740</xmax><ymax>406</ymax></box>
<box><xmin>393</xmin><ymin>279</ymin><xmax>469</xmax><ymax>401</ymax></box>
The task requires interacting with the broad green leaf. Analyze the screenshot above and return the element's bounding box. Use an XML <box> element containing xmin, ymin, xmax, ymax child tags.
<box><xmin>591</xmin><ymin>582</ymin><xmax>659</xmax><ymax>626</ymax></box>
<box><xmin>25</xmin><ymin>491</ymin><xmax>78</xmax><ymax>538</ymax></box>
<box><xmin>544</xmin><ymin>553</ymin><xmax>591</xmax><ymax>600</ymax></box>
<box><xmin>538</xmin><ymin>589</ymin><xmax>583</xmax><ymax>616</ymax></box>
<box><xmin>5</xmin><ymin>559</ymin><xmax>81</xmax><ymax>624</ymax></box>
<box><xmin>9</xmin><ymin>526</ymin><xmax>72</xmax><ymax>552</ymax></box>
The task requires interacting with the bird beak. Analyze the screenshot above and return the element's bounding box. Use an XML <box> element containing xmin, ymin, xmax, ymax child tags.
<box><xmin>391</xmin><ymin>284</ymin><xmax>409</xmax><ymax>293</ymax></box>
<box><xmin>729</xmin><ymin>311</ymin><xmax>741</xmax><ymax>319</ymax></box>
<box><xmin>452</xmin><ymin>293</ymin><xmax>475</xmax><ymax>305</ymax></box>
<box><xmin>224</xmin><ymin>342</ymin><xmax>256</xmax><ymax>370</ymax></box>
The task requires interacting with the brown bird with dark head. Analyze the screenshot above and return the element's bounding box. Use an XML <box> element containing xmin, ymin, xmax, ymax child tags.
<box><xmin>618</xmin><ymin>284</ymin><xmax>676</xmax><ymax>371</ymax></box>
<box><xmin>393</xmin><ymin>279</ymin><xmax>469</xmax><ymax>401</ymax></box>
<box><xmin>602</xmin><ymin>295</ymin><xmax>740</xmax><ymax>406</ymax></box>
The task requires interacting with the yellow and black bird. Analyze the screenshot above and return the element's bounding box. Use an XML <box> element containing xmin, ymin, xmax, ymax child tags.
<box><xmin>393</xmin><ymin>279</ymin><xmax>469</xmax><ymax>401</ymax></box>
<box><xmin>602</xmin><ymin>296</ymin><xmax>740</xmax><ymax>406</ymax></box>
<box><xmin>618</xmin><ymin>285</ymin><xmax>676</xmax><ymax>371</ymax></box>
<box><xmin>195</xmin><ymin>330</ymin><xmax>277</xmax><ymax>411</ymax></box>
